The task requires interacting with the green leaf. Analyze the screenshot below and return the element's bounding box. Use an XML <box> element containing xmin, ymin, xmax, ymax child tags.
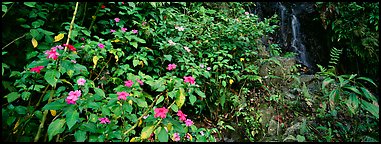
<box><xmin>225</xmin><ymin>125</ymin><xmax>235</xmax><ymax>131</ymax></box>
<box><xmin>101</xmin><ymin>106</ymin><xmax>111</xmax><ymax>115</ymax></box>
<box><xmin>156</xmin><ymin>95</ymin><xmax>164</xmax><ymax>105</ymax></box>
<box><xmin>343</xmin><ymin>86</ymin><xmax>361</xmax><ymax>95</ymax></box>
<box><xmin>27</xmin><ymin>59</ymin><xmax>49</xmax><ymax>68</ymax></box>
<box><xmin>94</xmin><ymin>88</ymin><xmax>105</xmax><ymax>98</ymax></box>
<box><xmin>74</xmin><ymin>130</ymin><xmax>87</xmax><ymax>142</ymax></box>
<box><xmin>21</xmin><ymin>91</ymin><xmax>31</xmax><ymax>101</ymax></box>
<box><xmin>163</xmin><ymin>55</ymin><xmax>172</xmax><ymax>62</ymax></box>
<box><xmin>81</xmin><ymin>30</ymin><xmax>91</xmax><ymax>37</ymax></box>
<box><xmin>42</xmin><ymin>100</ymin><xmax>67</xmax><ymax>110</ymax></box>
<box><xmin>130</xmin><ymin>41</ymin><xmax>138</xmax><ymax>48</ymax></box>
<box><xmin>171</xmin><ymin>104</ymin><xmax>178</xmax><ymax>112</ymax></box>
<box><xmin>140</xmin><ymin>125</ymin><xmax>154</xmax><ymax>140</ymax></box>
<box><xmin>32</xmin><ymin>19</ymin><xmax>45</xmax><ymax>28</ymax></box>
<box><xmin>82</xmin><ymin>123</ymin><xmax>97</xmax><ymax>133</ymax></box>
<box><xmin>6</xmin><ymin>92</ymin><xmax>19</xmax><ymax>103</ymax></box>
<box><xmin>222</xmin><ymin>81</ymin><xmax>226</xmax><ymax>87</ymax></box>
<box><xmin>158</xmin><ymin>127</ymin><xmax>168</xmax><ymax>142</ymax></box>
<box><xmin>360</xmin><ymin>99</ymin><xmax>379</xmax><ymax>119</ymax></box>
<box><xmin>195</xmin><ymin>89</ymin><xmax>206</xmax><ymax>98</ymax></box>
<box><xmin>15</xmin><ymin>106</ymin><xmax>27</xmax><ymax>115</ymax></box>
<box><xmin>176</xmin><ymin>88</ymin><xmax>185</xmax><ymax>109</ymax></box>
<box><xmin>189</xmin><ymin>95</ymin><xmax>197</xmax><ymax>105</ymax></box>
<box><xmin>66</xmin><ymin>108</ymin><xmax>79</xmax><ymax>130</ymax></box>
<box><xmin>296</xmin><ymin>135</ymin><xmax>306</xmax><ymax>142</ymax></box>
<box><xmin>44</xmin><ymin>70</ymin><xmax>60</xmax><ymax>87</ymax></box>
<box><xmin>133</xmin><ymin>59</ymin><xmax>139</xmax><ymax>67</ymax></box>
<box><xmin>2</xmin><ymin>5</ymin><xmax>7</xmax><ymax>13</ymax></box>
<box><xmin>346</xmin><ymin>94</ymin><xmax>359</xmax><ymax>114</ymax></box>
<box><xmin>47</xmin><ymin>119</ymin><xmax>66</xmax><ymax>141</ymax></box>
<box><xmin>357</xmin><ymin>77</ymin><xmax>377</xmax><ymax>87</ymax></box>
<box><xmin>322</xmin><ymin>78</ymin><xmax>335</xmax><ymax>91</ymax></box>
<box><xmin>136</xmin><ymin>98</ymin><xmax>148</xmax><ymax>108</ymax></box>
<box><xmin>360</xmin><ymin>87</ymin><xmax>377</xmax><ymax>102</ymax></box>
<box><xmin>24</xmin><ymin>2</ymin><xmax>36</xmax><ymax>7</ymax></box>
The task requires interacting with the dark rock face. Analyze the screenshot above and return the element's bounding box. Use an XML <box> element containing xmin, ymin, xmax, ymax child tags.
<box><xmin>251</xmin><ymin>2</ymin><xmax>330</xmax><ymax>73</ymax></box>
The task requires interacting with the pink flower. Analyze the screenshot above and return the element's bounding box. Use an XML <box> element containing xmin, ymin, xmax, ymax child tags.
<box><xmin>185</xmin><ymin>119</ymin><xmax>193</xmax><ymax>127</ymax></box>
<box><xmin>114</xmin><ymin>17</ymin><xmax>120</xmax><ymax>23</ymax></box>
<box><xmin>99</xmin><ymin>117</ymin><xmax>110</xmax><ymax>124</ymax></box>
<box><xmin>142</xmin><ymin>21</ymin><xmax>147</xmax><ymax>26</ymax></box>
<box><xmin>77</xmin><ymin>78</ymin><xmax>86</xmax><ymax>86</ymax></box>
<box><xmin>45</xmin><ymin>47</ymin><xmax>60</xmax><ymax>60</ymax></box>
<box><xmin>207</xmin><ymin>67</ymin><xmax>211</xmax><ymax>71</ymax></box>
<box><xmin>121</xmin><ymin>27</ymin><xmax>127</xmax><ymax>32</ymax></box>
<box><xmin>168</xmin><ymin>40</ymin><xmax>175</xmax><ymax>46</ymax></box>
<box><xmin>166</xmin><ymin>64</ymin><xmax>177</xmax><ymax>71</ymax></box>
<box><xmin>124</xmin><ymin>80</ymin><xmax>134</xmax><ymax>87</ymax></box>
<box><xmin>184</xmin><ymin>46</ymin><xmax>191</xmax><ymax>52</ymax></box>
<box><xmin>30</xmin><ymin>66</ymin><xmax>44</xmax><ymax>73</ymax></box>
<box><xmin>98</xmin><ymin>43</ymin><xmax>105</xmax><ymax>49</ymax></box>
<box><xmin>55</xmin><ymin>45</ymin><xmax>64</xmax><ymax>50</ymax></box>
<box><xmin>117</xmin><ymin>91</ymin><xmax>129</xmax><ymax>100</ymax></box>
<box><xmin>81</xmin><ymin>37</ymin><xmax>85</xmax><ymax>41</ymax></box>
<box><xmin>200</xmin><ymin>64</ymin><xmax>204</xmax><ymax>68</ymax></box>
<box><xmin>66</xmin><ymin>90</ymin><xmax>81</xmax><ymax>104</ymax></box>
<box><xmin>183</xmin><ymin>76</ymin><xmax>195</xmax><ymax>84</ymax></box>
<box><xmin>110</xmin><ymin>29</ymin><xmax>116</xmax><ymax>33</ymax></box>
<box><xmin>143</xmin><ymin>114</ymin><xmax>149</xmax><ymax>119</ymax></box>
<box><xmin>173</xmin><ymin>133</ymin><xmax>180</xmax><ymax>142</ymax></box>
<box><xmin>177</xmin><ymin>110</ymin><xmax>187</xmax><ymax>122</ymax></box>
<box><xmin>154</xmin><ymin>107</ymin><xmax>168</xmax><ymax>119</ymax></box>
<box><xmin>71</xmin><ymin>60</ymin><xmax>77</xmax><ymax>63</ymax></box>
<box><xmin>132</xmin><ymin>29</ymin><xmax>138</xmax><ymax>34</ymax></box>
<box><xmin>245</xmin><ymin>12</ymin><xmax>249</xmax><ymax>15</ymax></box>
<box><xmin>136</xmin><ymin>79</ymin><xmax>144</xmax><ymax>85</ymax></box>
<box><xmin>81</xmin><ymin>45</ymin><xmax>85</xmax><ymax>48</ymax></box>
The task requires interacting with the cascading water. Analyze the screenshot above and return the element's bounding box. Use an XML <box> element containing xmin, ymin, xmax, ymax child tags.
<box><xmin>290</xmin><ymin>9</ymin><xmax>310</xmax><ymax>68</ymax></box>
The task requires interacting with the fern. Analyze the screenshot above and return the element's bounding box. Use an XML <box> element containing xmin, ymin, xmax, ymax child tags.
<box><xmin>328</xmin><ymin>47</ymin><xmax>343</xmax><ymax>70</ymax></box>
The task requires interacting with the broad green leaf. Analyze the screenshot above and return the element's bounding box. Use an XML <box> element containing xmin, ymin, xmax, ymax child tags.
<box><xmin>133</xmin><ymin>59</ymin><xmax>139</xmax><ymax>67</ymax></box>
<box><xmin>74</xmin><ymin>130</ymin><xmax>87</xmax><ymax>142</ymax></box>
<box><xmin>195</xmin><ymin>89</ymin><xmax>206</xmax><ymax>98</ymax></box>
<box><xmin>189</xmin><ymin>95</ymin><xmax>197</xmax><ymax>105</ymax></box>
<box><xmin>44</xmin><ymin>70</ymin><xmax>60</xmax><ymax>87</ymax></box>
<box><xmin>343</xmin><ymin>86</ymin><xmax>361</xmax><ymax>95</ymax></box>
<box><xmin>176</xmin><ymin>88</ymin><xmax>185</xmax><ymax>109</ymax></box>
<box><xmin>81</xmin><ymin>30</ymin><xmax>91</xmax><ymax>36</ymax></box>
<box><xmin>171</xmin><ymin>104</ymin><xmax>178</xmax><ymax>112</ymax></box>
<box><xmin>2</xmin><ymin>5</ymin><xmax>7</xmax><ymax>13</ymax></box>
<box><xmin>140</xmin><ymin>125</ymin><xmax>154</xmax><ymax>140</ymax></box>
<box><xmin>136</xmin><ymin>98</ymin><xmax>148</xmax><ymax>108</ymax></box>
<box><xmin>225</xmin><ymin>125</ymin><xmax>235</xmax><ymax>131</ymax></box>
<box><xmin>21</xmin><ymin>91</ymin><xmax>31</xmax><ymax>101</ymax></box>
<box><xmin>27</xmin><ymin>59</ymin><xmax>49</xmax><ymax>68</ymax></box>
<box><xmin>360</xmin><ymin>99</ymin><xmax>379</xmax><ymax>119</ymax></box>
<box><xmin>42</xmin><ymin>100</ymin><xmax>67</xmax><ymax>110</ymax></box>
<box><xmin>360</xmin><ymin>87</ymin><xmax>377</xmax><ymax>102</ymax></box>
<box><xmin>163</xmin><ymin>55</ymin><xmax>172</xmax><ymax>62</ymax></box>
<box><xmin>66</xmin><ymin>109</ymin><xmax>79</xmax><ymax>130</ymax></box>
<box><xmin>15</xmin><ymin>106</ymin><xmax>27</xmax><ymax>114</ymax></box>
<box><xmin>220</xmin><ymin>94</ymin><xmax>226</xmax><ymax>107</ymax></box>
<box><xmin>82</xmin><ymin>123</ymin><xmax>97</xmax><ymax>133</ymax></box>
<box><xmin>158</xmin><ymin>127</ymin><xmax>168</xmax><ymax>142</ymax></box>
<box><xmin>24</xmin><ymin>2</ymin><xmax>36</xmax><ymax>7</ymax></box>
<box><xmin>222</xmin><ymin>80</ymin><xmax>226</xmax><ymax>87</ymax></box>
<box><xmin>156</xmin><ymin>95</ymin><xmax>164</xmax><ymax>105</ymax></box>
<box><xmin>130</xmin><ymin>41</ymin><xmax>138</xmax><ymax>48</ymax></box>
<box><xmin>101</xmin><ymin>106</ymin><xmax>111</xmax><ymax>115</ymax></box>
<box><xmin>296</xmin><ymin>135</ymin><xmax>306</xmax><ymax>142</ymax></box>
<box><xmin>346</xmin><ymin>94</ymin><xmax>359</xmax><ymax>114</ymax></box>
<box><xmin>47</xmin><ymin>119</ymin><xmax>66</xmax><ymax>141</ymax></box>
<box><xmin>6</xmin><ymin>92</ymin><xmax>19</xmax><ymax>103</ymax></box>
<box><xmin>94</xmin><ymin>87</ymin><xmax>105</xmax><ymax>98</ymax></box>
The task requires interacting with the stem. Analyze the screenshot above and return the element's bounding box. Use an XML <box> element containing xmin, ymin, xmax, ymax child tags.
<box><xmin>2</xmin><ymin>2</ymin><xmax>14</xmax><ymax>18</ymax></box>
<box><xmin>64</xmin><ymin>2</ymin><xmax>80</xmax><ymax>52</ymax></box>
<box><xmin>2</xmin><ymin>33</ymin><xmax>27</xmax><ymax>50</ymax></box>
<box><xmin>88</xmin><ymin>3</ymin><xmax>102</xmax><ymax>31</ymax></box>
<box><xmin>93</xmin><ymin>56</ymin><xmax>112</xmax><ymax>81</ymax></box>
<box><xmin>34</xmin><ymin>88</ymin><xmax>55</xmax><ymax>142</ymax></box>
<box><xmin>80</xmin><ymin>2</ymin><xmax>88</xmax><ymax>26</ymax></box>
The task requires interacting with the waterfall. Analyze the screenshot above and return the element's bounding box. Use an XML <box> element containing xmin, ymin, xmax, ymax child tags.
<box><xmin>291</xmin><ymin>9</ymin><xmax>310</xmax><ymax>68</ymax></box>
<box><xmin>279</xmin><ymin>2</ymin><xmax>287</xmax><ymax>48</ymax></box>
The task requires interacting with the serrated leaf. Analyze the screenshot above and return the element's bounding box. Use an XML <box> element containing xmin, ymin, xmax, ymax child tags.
<box><xmin>140</xmin><ymin>125</ymin><xmax>154</xmax><ymax>140</ymax></box>
<box><xmin>6</xmin><ymin>92</ymin><xmax>19</xmax><ymax>103</ymax></box>
<box><xmin>74</xmin><ymin>130</ymin><xmax>87</xmax><ymax>142</ymax></box>
<box><xmin>54</xmin><ymin>33</ymin><xmax>65</xmax><ymax>42</ymax></box>
<box><xmin>66</xmin><ymin>109</ymin><xmax>79</xmax><ymax>130</ymax></box>
<box><xmin>158</xmin><ymin>127</ymin><xmax>168</xmax><ymax>142</ymax></box>
<box><xmin>47</xmin><ymin>119</ymin><xmax>66</xmax><ymax>141</ymax></box>
<box><xmin>176</xmin><ymin>88</ymin><xmax>185</xmax><ymax>109</ymax></box>
<box><xmin>156</xmin><ymin>95</ymin><xmax>164</xmax><ymax>105</ymax></box>
<box><xmin>44</xmin><ymin>70</ymin><xmax>60</xmax><ymax>87</ymax></box>
<box><xmin>189</xmin><ymin>95</ymin><xmax>196</xmax><ymax>105</ymax></box>
<box><xmin>32</xmin><ymin>38</ymin><xmax>38</xmax><ymax>48</ymax></box>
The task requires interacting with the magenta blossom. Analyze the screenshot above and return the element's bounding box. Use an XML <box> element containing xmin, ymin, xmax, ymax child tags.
<box><xmin>77</xmin><ymin>78</ymin><xmax>86</xmax><ymax>86</ymax></box>
<box><xmin>45</xmin><ymin>47</ymin><xmax>60</xmax><ymax>60</ymax></box>
<box><xmin>154</xmin><ymin>107</ymin><xmax>168</xmax><ymax>119</ymax></box>
<box><xmin>136</xmin><ymin>79</ymin><xmax>144</xmax><ymax>85</ymax></box>
<box><xmin>173</xmin><ymin>133</ymin><xmax>180</xmax><ymax>142</ymax></box>
<box><xmin>166</xmin><ymin>64</ymin><xmax>177</xmax><ymax>71</ymax></box>
<box><xmin>177</xmin><ymin>110</ymin><xmax>187</xmax><ymax>122</ymax></box>
<box><xmin>110</xmin><ymin>29</ymin><xmax>116</xmax><ymax>33</ymax></box>
<box><xmin>124</xmin><ymin>80</ymin><xmax>134</xmax><ymax>87</ymax></box>
<box><xmin>185</xmin><ymin>119</ymin><xmax>193</xmax><ymax>127</ymax></box>
<box><xmin>207</xmin><ymin>67</ymin><xmax>211</xmax><ymax>71</ymax></box>
<box><xmin>121</xmin><ymin>27</ymin><xmax>127</xmax><ymax>32</ymax></box>
<box><xmin>183</xmin><ymin>76</ymin><xmax>195</xmax><ymax>84</ymax></box>
<box><xmin>66</xmin><ymin>90</ymin><xmax>81</xmax><ymax>104</ymax></box>
<box><xmin>114</xmin><ymin>17</ymin><xmax>120</xmax><ymax>23</ymax></box>
<box><xmin>132</xmin><ymin>29</ymin><xmax>138</xmax><ymax>34</ymax></box>
<box><xmin>117</xmin><ymin>91</ymin><xmax>129</xmax><ymax>100</ymax></box>
<box><xmin>71</xmin><ymin>60</ymin><xmax>77</xmax><ymax>63</ymax></box>
<box><xmin>98</xmin><ymin>43</ymin><xmax>105</xmax><ymax>49</ymax></box>
<box><xmin>30</xmin><ymin>66</ymin><xmax>44</xmax><ymax>73</ymax></box>
<box><xmin>99</xmin><ymin>117</ymin><xmax>110</xmax><ymax>124</ymax></box>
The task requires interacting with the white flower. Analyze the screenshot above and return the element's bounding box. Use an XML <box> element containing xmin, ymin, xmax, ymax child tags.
<box><xmin>168</xmin><ymin>40</ymin><xmax>176</xmax><ymax>46</ymax></box>
<box><xmin>184</xmin><ymin>46</ymin><xmax>191</xmax><ymax>52</ymax></box>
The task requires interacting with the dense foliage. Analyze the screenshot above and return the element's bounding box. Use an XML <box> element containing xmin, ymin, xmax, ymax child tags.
<box><xmin>2</xmin><ymin>2</ymin><xmax>379</xmax><ymax>142</ymax></box>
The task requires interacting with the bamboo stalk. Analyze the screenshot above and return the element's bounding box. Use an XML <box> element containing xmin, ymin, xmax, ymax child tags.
<box><xmin>64</xmin><ymin>2</ymin><xmax>80</xmax><ymax>52</ymax></box>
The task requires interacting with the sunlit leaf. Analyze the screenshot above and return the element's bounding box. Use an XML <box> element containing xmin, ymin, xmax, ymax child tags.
<box><xmin>140</xmin><ymin>125</ymin><xmax>154</xmax><ymax>140</ymax></box>
<box><xmin>54</xmin><ymin>33</ymin><xmax>65</xmax><ymax>42</ymax></box>
<box><xmin>32</xmin><ymin>38</ymin><xmax>38</xmax><ymax>48</ymax></box>
<box><xmin>47</xmin><ymin>119</ymin><xmax>66</xmax><ymax>141</ymax></box>
<box><xmin>176</xmin><ymin>88</ymin><xmax>185</xmax><ymax>109</ymax></box>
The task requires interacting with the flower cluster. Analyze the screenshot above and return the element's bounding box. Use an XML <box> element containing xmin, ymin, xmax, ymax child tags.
<box><xmin>136</xmin><ymin>79</ymin><xmax>144</xmax><ymax>85</ymax></box>
<box><xmin>99</xmin><ymin>117</ymin><xmax>110</xmax><ymax>124</ymax></box>
<box><xmin>124</xmin><ymin>80</ymin><xmax>134</xmax><ymax>87</ymax></box>
<box><xmin>154</xmin><ymin>107</ymin><xmax>168</xmax><ymax>119</ymax></box>
<box><xmin>117</xmin><ymin>91</ymin><xmax>129</xmax><ymax>100</ymax></box>
<box><xmin>183</xmin><ymin>76</ymin><xmax>195</xmax><ymax>84</ymax></box>
<box><xmin>167</xmin><ymin>64</ymin><xmax>177</xmax><ymax>71</ymax></box>
<box><xmin>45</xmin><ymin>47</ymin><xmax>60</xmax><ymax>60</ymax></box>
<box><xmin>177</xmin><ymin>110</ymin><xmax>193</xmax><ymax>127</ymax></box>
<box><xmin>77</xmin><ymin>78</ymin><xmax>86</xmax><ymax>86</ymax></box>
<box><xmin>30</xmin><ymin>66</ymin><xmax>44</xmax><ymax>73</ymax></box>
<box><xmin>66</xmin><ymin>90</ymin><xmax>82</xmax><ymax>104</ymax></box>
<box><xmin>98</xmin><ymin>43</ymin><xmax>105</xmax><ymax>49</ymax></box>
<box><xmin>63</xmin><ymin>44</ymin><xmax>76</xmax><ymax>51</ymax></box>
<box><xmin>132</xmin><ymin>29</ymin><xmax>138</xmax><ymax>34</ymax></box>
